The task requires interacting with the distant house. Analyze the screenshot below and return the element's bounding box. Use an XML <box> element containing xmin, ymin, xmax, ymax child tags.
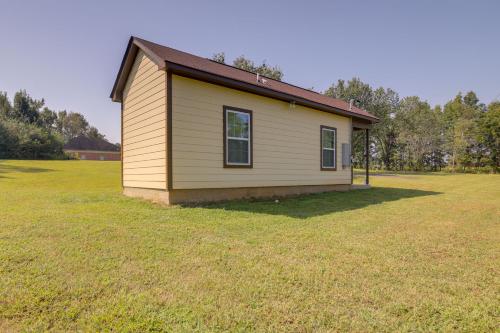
<box><xmin>110</xmin><ymin>36</ymin><xmax>378</xmax><ymax>204</ymax></box>
<box><xmin>64</xmin><ymin>135</ymin><xmax>120</xmax><ymax>161</ymax></box>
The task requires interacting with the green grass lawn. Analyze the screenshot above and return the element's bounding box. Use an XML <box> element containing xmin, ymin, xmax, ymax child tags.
<box><xmin>0</xmin><ymin>160</ymin><xmax>498</xmax><ymax>332</ymax></box>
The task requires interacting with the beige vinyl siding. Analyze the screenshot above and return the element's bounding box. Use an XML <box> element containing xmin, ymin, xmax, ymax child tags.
<box><xmin>122</xmin><ymin>50</ymin><xmax>167</xmax><ymax>189</ymax></box>
<box><xmin>171</xmin><ymin>75</ymin><xmax>351</xmax><ymax>189</ymax></box>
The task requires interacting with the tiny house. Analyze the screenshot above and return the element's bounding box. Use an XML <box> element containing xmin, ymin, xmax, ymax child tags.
<box><xmin>110</xmin><ymin>37</ymin><xmax>377</xmax><ymax>204</ymax></box>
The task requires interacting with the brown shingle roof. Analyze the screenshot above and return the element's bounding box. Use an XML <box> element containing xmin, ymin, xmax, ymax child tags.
<box><xmin>64</xmin><ymin>135</ymin><xmax>120</xmax><ymax>152</ymax></box>
<box><xmin>111</xmin><ymin>37</ymin><xmax>377</xmax><ymax>122</ymax></box>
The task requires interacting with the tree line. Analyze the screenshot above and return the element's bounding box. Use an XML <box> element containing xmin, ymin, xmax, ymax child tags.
<box><xmin>0</xmin><ymin>90</ymin><xmax>111</xmax><ymax>159</ymax></box>
<box><xmin>2</xmin><ymin>57</ymin><xmax>499</xmax><ymax>172</ymax></box>
<box><xmin>325</xmin><ymin>78</ymin><xmax>499</xmax><ymax>173</ymax></box>
<box><xmin>213</xmin><ymin>53</ymin><xmax>498</xmax><ymax>173</ymax></box>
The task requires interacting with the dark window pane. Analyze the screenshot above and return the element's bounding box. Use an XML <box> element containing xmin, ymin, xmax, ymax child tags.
<box><xmin>322</xmin><ymin>129</ymin><xmax>335</xmax><ymax>149</ymax></box>
<box><xmin>322</xmin><ymin>149</ymin><xmax>335</xmax><ymax>168</ymax></box>
<box><xmin>228</xmin><ymin>139</ymin><xmax>249</xmax><ymax>164</ymax></box>
<box><xmin>228</xmin><ymin>111</ymin><xmax>249</xmax><ymax>138</ymax></box>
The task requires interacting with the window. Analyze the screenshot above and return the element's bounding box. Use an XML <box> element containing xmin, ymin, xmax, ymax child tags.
<box><xmin>223</xmin><ymin>106</ymin><xmax>252</xmax><ymax>167</ymax></box>
<box><xmin>321</xmin><ymin>126</ymin><xmax>336</xmax><ymax>170</ymax></box>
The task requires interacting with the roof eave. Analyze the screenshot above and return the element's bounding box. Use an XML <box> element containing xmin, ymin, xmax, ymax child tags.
<box><xmin>110</xmin><ymin>37</ymin><xmax>378</xmax><ymax>123</ymax></box>
<box><xmin>165</xmin><ymin>62</ymin><xmax>378</xmax><ymax>123</ymax></box>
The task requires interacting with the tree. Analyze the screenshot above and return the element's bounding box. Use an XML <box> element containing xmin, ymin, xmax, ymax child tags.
<box><xmin>87</xmin><ymin>126</ymin><xmax>105</xmax><ymax>140</ymax></box>
<box><xmin>12</xmin><ymin>90</ymin><xmax>44</xmax><ymax>123</ymax></box>
<box><xmin>55</xmin><ymin>110</ymin><xmax>67</xmax><ymax>133</ymax></box>
<box><xmin>464</xmin><ymin>91</ymin><xmax>479</xmax><ymax>107</ymax></box>
<box><xmin>0</xmin><ymin>117</ymin><xmax>63</xmax><ymax>159</ymax></box>
<box><xmin>442</xmin><ymin>92</ymin><xmax>482</xmax><ymax>170</ymax></box>
<box><xmin>368</xmin><ymin>87</ymin><xmax>400</xmax><ymax>169</ymax></box>
<box><xmin>232</xmin><ymin>56</ymin><xmax>284</xmax><ymax>80</ymax></box>
<box><xmin>56</xmin><ymin>111</ymin><xmax>89</xmax><ymax>141</ymax></box>
<box><xmin>395</xmin><ymin>97</ymin><xmax>444</xmax><ymax>171</ymax></box>
<box><xmin>254</xmin><ymin>62</ymin><xmax>283</xmax><ymax>81</ymax></box>
<box><xmin>212</xmin><ymin>53</ymin><xmax>284</xmax><ymax>81</ymax></box>
<box><xmin>212</xmin><ymin>52</ymin><xmax>225</xmax><ymax>64</ymax></box>
<box><xmin>324</xmin><ymin>78</ymin><xmax>373</xmax><ymax>108</ymax></box>
<box><xmin>232</xmin><ymin>56</ymin><xmax>255</xmax><ymax>72</ymax></box>
<box><xmin>477</xmin><ymin>102</ymin><xmax>500</xmax><ymax>171</ymax></box>
<box><xmin>55</xmin><ymin>111</ymin><xmax>106</xmax><ymax>142</ymax></box>
<box><xmin>38</xmin><ymin>107</ymin><xmax>58</xmax><ymax>131</ymax></box>
<box><xmin>0</xmin><ymin>91</ymin><xmax>11</xmax><ymax>118</ymax></box>
<box><xmin>0</xmin><ymin>118</ymin><xmax>18</xmax><ymax>158</ymax></box>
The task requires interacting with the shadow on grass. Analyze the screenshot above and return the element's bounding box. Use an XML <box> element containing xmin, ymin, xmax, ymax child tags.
<box><xmin>0</xmin><ymin>162</ymin><xmax>54</xmax><ymax>176</ymax></box>
<box><xmin>199</xmin><ymin>187</ymin><xmax>441</xmax><ymax>219</ymax></box>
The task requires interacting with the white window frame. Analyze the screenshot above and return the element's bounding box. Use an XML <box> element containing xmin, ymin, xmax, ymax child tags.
<box><xmin>225</xmin><ymin>108</ymin><xmax>252</xmax><ymax>167</ymax></box>
<box><xmin>321</xmin><ymin>126</ymin><xmax>337</xmax><ymax>170</ymax></box>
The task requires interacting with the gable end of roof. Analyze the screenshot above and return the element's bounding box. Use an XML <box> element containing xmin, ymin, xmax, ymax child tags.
<box><xmin>110</xmin><ymin>37</ymin><xmax>166</xmax><ymax>102</ymax></box>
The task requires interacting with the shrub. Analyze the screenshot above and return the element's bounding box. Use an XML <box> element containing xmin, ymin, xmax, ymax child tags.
<box><xmin>0</xmin><ymin>117</ymin><xmax>64</xmax><ymax>159</ymax></box>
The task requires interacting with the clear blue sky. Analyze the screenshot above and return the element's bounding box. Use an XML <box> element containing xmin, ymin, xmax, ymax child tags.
<box><xmin>1</xmin><ymin>0</ymin><xmax>499</xmax><ymax>142</ymax></box>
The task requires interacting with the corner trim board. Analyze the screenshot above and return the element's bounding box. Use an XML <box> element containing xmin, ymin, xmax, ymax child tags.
<box><xmin>350</xmin><ymin>118</ymin><xmax>354</xmax><ymax>184</ymax></box>
<box><xmin>167</xmin><ymin>69</ymin><xmax>173</xmax><ymax>190</ymax></box>
<box><xmin>121</xmin><ymin>102</ymin><xmax>124</xmax><ymax>188</ymax></box>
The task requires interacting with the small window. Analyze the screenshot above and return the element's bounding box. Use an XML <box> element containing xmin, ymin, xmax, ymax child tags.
<box><xmin>321</xmin><ymin>126</ymin><xmax>336</xmax><ymax>170</ymax></box>
<box><xmin>223</xmin><ymin>106</ymin><xmax>252</xmax><ymax>167</ymax></box>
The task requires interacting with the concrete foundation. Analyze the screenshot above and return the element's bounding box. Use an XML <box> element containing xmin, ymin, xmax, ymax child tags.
<box><xmin>123</xmin><ymin>184</ymin><xmax>353</xmax><ymax>205</ymax></box>
<box><xmin>123</xmin><ymin>187</ymin><xmax>170</xmax><ymax>204</ymax></box>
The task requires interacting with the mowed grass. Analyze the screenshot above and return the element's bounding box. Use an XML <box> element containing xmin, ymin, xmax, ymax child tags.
<box><xmin>0</xmin><ymin>160</ymin><xmax>498</xmax><ymax>332</ymax></box>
